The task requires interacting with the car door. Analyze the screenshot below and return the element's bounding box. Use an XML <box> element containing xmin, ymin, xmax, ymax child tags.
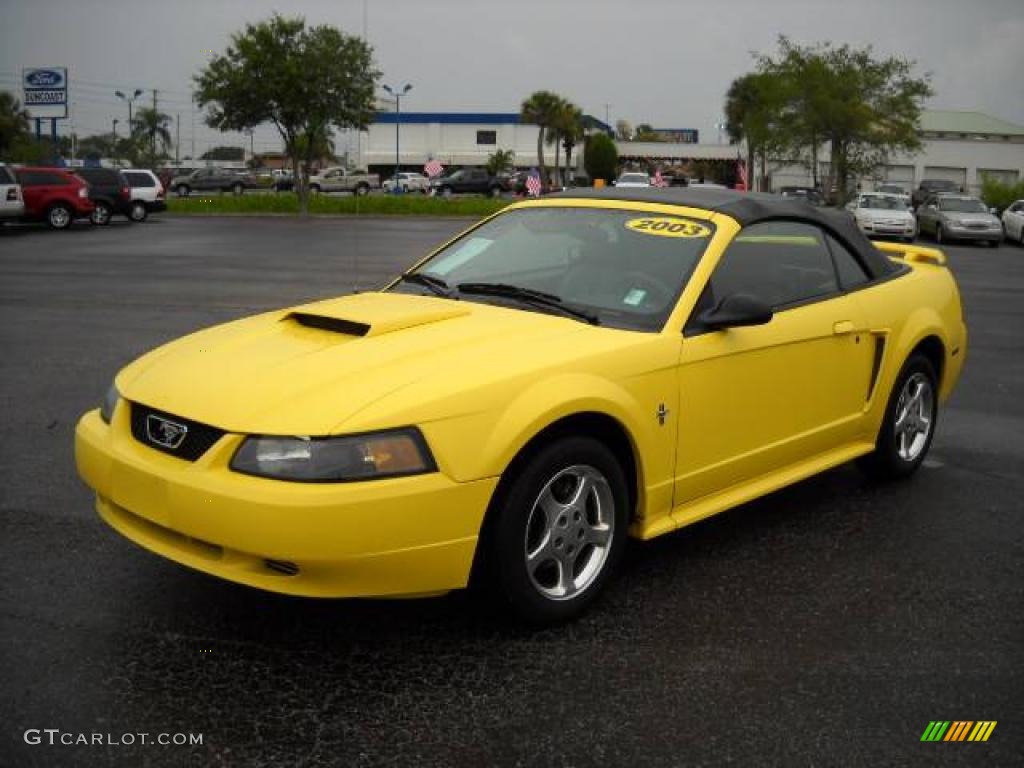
<box><xmin>673</xmin><ymin>221</ymin><xmax>875</xmax><ymax>511</ymax></box>
<box><xmin>15</xmin><ymin>170</ymin><xmax>51</xmax><ymax>216</ymax></box>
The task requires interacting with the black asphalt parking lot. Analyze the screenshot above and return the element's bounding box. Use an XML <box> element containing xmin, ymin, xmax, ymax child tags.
<box><xmin>1</xmin><ymin>216</ymin><xmax>1021</xmax><ymax>766</ymax></box>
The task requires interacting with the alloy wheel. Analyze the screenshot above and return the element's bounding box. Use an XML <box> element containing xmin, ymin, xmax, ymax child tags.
<box><xmin>523</xmin><ymin>464</ymin><xmax>615</xmax><ymax>601</ymax></box>
<box><xmin>894</xmin><ymin>372</ymin><xmax>934</xmax><ymax>462</ymax></box>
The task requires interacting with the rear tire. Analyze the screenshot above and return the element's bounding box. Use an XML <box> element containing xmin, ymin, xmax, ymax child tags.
<box><xmin>934</xmin><ymin>224</ymin><xmax>944</xmax><ymax>244</ymax></box>
<box><xmin>176</xmin><ymin>185</ymin><xmax>190</xmax><ymax>197</ymax></box>
<box><xmin>128</xmin><ymin>201</ymin><xmax>148</xmax><ymax>222</ymax></box>
<box><xmin>232</xmin><ymin>182</ymin><xmax>244</xmax><ymax>195</ymax></box>
<box><xmin>46</xmin><ymin>203</ymin><xmax>73</xmax><ymax>230</ymax></box>
<box><xmin>858</xmin><ymin>353</ymin><xmax>938</xmax><ymax>481</ymax></box>
<box><xmin>355</xmin><ymin>184</ymin><xmax>369</xmax><ymax>196</ymax></box>
<box><xmin>483</xmin><ymin>436</ymin><xmax>629</xmax><ymax>625</ymax></box>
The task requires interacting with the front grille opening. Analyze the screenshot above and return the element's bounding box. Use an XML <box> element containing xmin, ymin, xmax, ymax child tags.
<box><xmin>264</xmin><ymin>559</ymin><xmax>300</xmax><ymax>576</ymax></box>
<box><xmin>129</xmin><ymin>402</ymin><xmax>226</xmax><ymax>461</ymax></box>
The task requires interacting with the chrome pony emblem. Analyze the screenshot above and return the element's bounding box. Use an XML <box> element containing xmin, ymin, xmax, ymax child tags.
<box><xmin>146</xmin><ymin>415</ymin><xmax>188</xmax><ymax>449</ymax></box>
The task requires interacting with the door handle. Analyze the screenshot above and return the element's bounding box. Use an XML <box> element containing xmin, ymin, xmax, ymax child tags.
<box><xmin>833</xmin><ymin>320</ymin><xmax>855</xmax><ymax>335</ymax></box>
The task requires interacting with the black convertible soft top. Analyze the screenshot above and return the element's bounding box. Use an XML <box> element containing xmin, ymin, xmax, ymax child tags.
<box><xmin>551</xmin><ymin>187</ymin><xmax>901</xmax><ymax>280</ymax></box>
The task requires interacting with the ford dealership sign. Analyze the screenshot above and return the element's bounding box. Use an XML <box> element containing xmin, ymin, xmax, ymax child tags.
<box><xmin>22</xmin><ymin>67</ymin><xmax>67</xmax><ymax>118</ymax></box>
<box><xmin>24</xmin><ymin>69</ymin><xmax>66</xmax><ymax>89</ymax></box>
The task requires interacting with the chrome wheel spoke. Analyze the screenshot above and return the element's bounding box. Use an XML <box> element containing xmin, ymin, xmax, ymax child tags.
<box><xmin>585</xmin><ymin>524</ymin><xmax>612</xmax><ymax>548</ymax></box>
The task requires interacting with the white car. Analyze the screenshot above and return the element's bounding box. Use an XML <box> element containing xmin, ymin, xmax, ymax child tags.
<box><xmin>0</xmin><ymin>163</ymin><xmax>25</xmax><ymax>221</ymax></box>
<box><xmin>383</xmin><ymin>172</ymin><xmax>430</xmax><ymax>194</ymax></box>
<box><xmin>848</xmin><ymin>192</ymin><xmax>916</xmax><ymax>242</ymax></box>
<box><xmin>614</xmin><ymin>172</ymin><xmax>650</xmax><ymax>188</ymax></box>
<box><xmin>1001</xmin><ymin>199</ymin><xmax>1024</xmax><ymax>245</ymax></box>
<box><xmin>120</xmin><ymin>169</ymin><xmax>166</xmax><ymax>222</ymax></box>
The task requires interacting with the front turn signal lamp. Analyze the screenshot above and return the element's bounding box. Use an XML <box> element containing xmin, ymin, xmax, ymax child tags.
<box><xmin>230</xmin><ymin>428</ymin><xmax>436</xmax><ymax>482</ymax></box>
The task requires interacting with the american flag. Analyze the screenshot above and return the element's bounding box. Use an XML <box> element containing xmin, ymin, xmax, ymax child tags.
<box><xmin>525</xmin><ymin>170</ymin><xmax>542</xmax><ymax>197</ymax></box>
<box><xmin>424</xmin><ymin>159</ymin><xmax>444</xmax><ymax>178</ymax></box>
<box><xmin>736</xmin><ymin>157</ymin><xmax>749</xmax><ymax>190</ymax></box>
<box><xmin>652</xmin><ymin>169</ymin><xmax>667</xmax><ymax>188</ymax></box>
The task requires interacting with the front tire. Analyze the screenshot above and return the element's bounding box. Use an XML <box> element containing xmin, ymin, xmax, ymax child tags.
<box><xmin>485</xmin><ymin>436</ymin><xmax>629</xmax><ymax>625</ymax></box>
<box><xmin>176</xmin><ymin>185</ymin><xmax>190</xmax><ymax>197</ymax></box>
<box><xmin>91</xmin><ymin>202</ymin><xmax>112</xmax><ymax>226</ymax></box>
<box><xmin>858</xmin><ymin>353</ymin><xmax>938</xmax><ymax>481</ymax></box>
<box><xmin>354</xmin><ymin>184</ymin><xmax>369</xmax><ymax>196</ymax></box>
<box><xmin>232</xmin><ymin>182</ymin><xmax>244</xmax><ymax>195</ymax></box>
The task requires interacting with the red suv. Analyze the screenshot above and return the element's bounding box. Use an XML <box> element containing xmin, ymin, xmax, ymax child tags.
<box><xmin>14</xmin><ymin>167</ymin><xmax>95</xmax><ymax>229</ymax></box>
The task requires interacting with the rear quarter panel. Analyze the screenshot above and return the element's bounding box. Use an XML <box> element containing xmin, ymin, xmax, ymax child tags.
<box><xmin>850</xmin><ymin>256</ymin><xmax>967</xmax><ymax>436</ymax></box>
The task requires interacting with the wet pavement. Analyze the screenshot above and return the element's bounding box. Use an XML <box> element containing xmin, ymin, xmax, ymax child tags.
<box><xmin>1</xmin><ymin>216</ymin><xmax>1021</xmax><ymax>766</ymax></box>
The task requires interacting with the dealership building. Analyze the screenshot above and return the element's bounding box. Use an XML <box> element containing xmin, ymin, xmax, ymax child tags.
<box><xmin>357</xmin><ymin>109</ymin><xmax>1024</xmax><ymax>194</ymax></box>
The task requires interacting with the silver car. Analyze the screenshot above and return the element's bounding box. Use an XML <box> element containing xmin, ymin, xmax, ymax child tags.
<box><xmin>916</xmin><ymin>194</ymin><xmax>1002</xmax><ymax>247</ymax></box>
<box><xmin>0</xmin><ymin>163</ymin><xmax>25</xmax><ymax>221</ymax></box>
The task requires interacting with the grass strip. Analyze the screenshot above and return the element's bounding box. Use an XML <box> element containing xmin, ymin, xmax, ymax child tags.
<box><xmin>166</xmin><ymin>193</ymin><xmax>512</xmax><ymax>217</ymax></box>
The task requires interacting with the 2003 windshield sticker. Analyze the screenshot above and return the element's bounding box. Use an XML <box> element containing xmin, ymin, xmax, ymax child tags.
<box><xmin>625</xmin><ymin>217</ymin><xmax>711</xmax><ymax>238</ymax></box>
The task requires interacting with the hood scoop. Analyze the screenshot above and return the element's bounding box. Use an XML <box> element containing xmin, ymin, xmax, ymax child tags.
<box><xmin>287</xmin><ymin>312</ymin><xmax>370</xmax><ymax>336</ymax></box>
<box><xmin>283</xmin><ymin>291</ymin><xmax>472</xmax><ymax>338</ymax></box>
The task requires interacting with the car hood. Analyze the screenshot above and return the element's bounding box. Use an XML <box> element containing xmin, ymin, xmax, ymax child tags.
<box><xmin>116</xmin><ymin>292</ymin><xmax>605</xmax><ymax>435</ymax></box>
<box><xmin>858</xmin><ymin>208</ymin><xmax>913</xmax><ymax>220</ymax></box>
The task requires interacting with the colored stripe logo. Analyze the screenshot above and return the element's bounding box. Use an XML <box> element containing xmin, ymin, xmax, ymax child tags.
<box><xmin>920</xmin><ymin>721</ymin><xmax>997</xmax><ymax>742</ymax></box>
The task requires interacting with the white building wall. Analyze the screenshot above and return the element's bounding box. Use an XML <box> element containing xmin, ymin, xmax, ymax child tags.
<box><xmin>361</xmin><ymin>122</ymin><xmax>566</xmax><ymax>170</ymax></box>
<box><xmin>769</xmin><ymin>138</ymin><xmax>1024</xmax><ymax>194</ymax></box>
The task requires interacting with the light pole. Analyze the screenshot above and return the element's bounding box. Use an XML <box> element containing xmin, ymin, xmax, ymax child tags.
<box><xmin>115</xmin><ymin>88</ymin><xmax>143</xmax><ymax>134</ymax></box>
<box><xmin>382</xmin><ymin>83</ymin><xmax>412</xmax><ymax>192</ymax></box>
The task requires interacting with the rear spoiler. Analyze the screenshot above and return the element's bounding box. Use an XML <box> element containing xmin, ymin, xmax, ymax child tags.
<box><xmin>875</xmin><ymin>241</ymin><xmax>946</xmax><ymax>267</ymax></box>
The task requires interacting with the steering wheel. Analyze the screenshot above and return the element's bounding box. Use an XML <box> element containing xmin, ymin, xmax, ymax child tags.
<box><xmin>621</xmin><ymin>271</ymin><xmax>674</xmax><ymax>308</ymax></box>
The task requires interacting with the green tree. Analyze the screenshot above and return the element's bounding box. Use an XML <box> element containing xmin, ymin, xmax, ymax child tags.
<box><xmin>520</xmin><ymin>90</ymin><xmax>566</xmax><ymax>186</ymax></box>
<box><xmin>558</xmin><ymin>104</ymin><xmax>584</xmax><ymax>184</ymax></box>
<box><xmin>195</xmin><ymin>14</ymin><xmax>379</xmax><ymax>214</ymax></box>
<box><xmin>201</xmin><ymin>145</ymin><xmax>245</xmax><ymax>161</ymax></box>
<box><xmin>485</xmin><ymin>148</ymin><xmax>515</xmax><ymax>177</ymax></box>
<box><xmin>0</xmin><ymin>91</ymin><xmax>31</xmax><ymax>156</ymax></box>
<box><xmin>584</xmin><ymin>132</ymin><xmax>618</xmax><ymax>184</ymax></box>
<box><xmin>724</xmin><ymin>72</ymin><xmax>788</xmax><ymax>192</ymax></box>
<box><xmin>751</xmin><ymin>37</ymin><xmax>932</xmax><ymax>204</ymax></box>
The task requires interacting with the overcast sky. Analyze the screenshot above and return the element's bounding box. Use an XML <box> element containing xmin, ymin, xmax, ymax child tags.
<box><xmin>2</xmin><ymin>0</ymin><xmax>1022</xmax><ymax>158</ymax></box>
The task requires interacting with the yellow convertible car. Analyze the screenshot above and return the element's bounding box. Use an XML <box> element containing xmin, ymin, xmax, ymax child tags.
<box><xmin>75</xmin><ymin>189</ymin><xmax>966</xmax><ymax>624</ymax></box>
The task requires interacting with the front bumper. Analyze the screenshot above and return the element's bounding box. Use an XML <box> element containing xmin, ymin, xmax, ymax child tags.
<box><xmin>943</xmin><ymin>226</ymin><xmax>1002</xmax><ymax>241</ymax></box>
<box><xmin>858</xmin><ymin>220</ymin><xmax>915</xmax><ymax>237</ymax></box>
<box><xmin>75</xmin><ymin>406</ymin><xmax>497</xmax><ymax>598</ymax></box>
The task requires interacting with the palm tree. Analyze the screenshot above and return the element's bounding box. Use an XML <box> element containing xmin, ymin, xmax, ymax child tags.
<box><xmin>130</xmin><ymin>106</ymin><xmax>173</xmax><ymax>162</ymax></box>
<box><xmin>520</xmin><ymin>90</ymin><xmax>566</xmax><ymax>187</ymax></box>
<box><xmin>558</xmin><ymin>104</ymin><xmax>584</xmax><ymax>184</ymax></box>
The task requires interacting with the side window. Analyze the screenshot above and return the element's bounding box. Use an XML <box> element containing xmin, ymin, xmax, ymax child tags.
<box><xmin>706</xmin><ymin>221</ymin><xmax>839</xmax><ymax>310</ymax></box>
<box><xmin>826</xmin><ymin>234</ymin><xmax>870</xmax><ymax>289</ymax></box>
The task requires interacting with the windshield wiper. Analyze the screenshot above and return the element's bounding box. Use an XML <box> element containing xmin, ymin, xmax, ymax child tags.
<box><xmin>398</xmin><ymin>272</ymin><xmax>453</xmax><ymax>298</ymax></box>
<box><xmin>456</xmin><ymin>282</ymin><xmax>600</xmax><ymax>325</ymax></box>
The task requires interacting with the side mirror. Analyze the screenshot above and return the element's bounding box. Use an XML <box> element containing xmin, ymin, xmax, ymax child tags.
<box><xmin>698</xmin><ymin>293</ymin><xmax>774</xmax><ymax>331</ymax></box>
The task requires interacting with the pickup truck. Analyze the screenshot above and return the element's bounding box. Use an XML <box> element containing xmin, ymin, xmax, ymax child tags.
<box><xmin>430</xmin><ymin>169</ymin><xmax>508</xmax><ymax>198</ymax></box>
<box><xmin>171</xmin><ymin>168</ymin><xmax>257</xmax><ymax>197</ymax></box>
<box><xmin>308</xmin><ymin>167</ymin><xmax>380</xmax><ymax>196</ymax></box>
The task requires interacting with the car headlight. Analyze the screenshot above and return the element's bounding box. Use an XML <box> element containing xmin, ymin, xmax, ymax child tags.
<box><xmin>230</xmin><ymin>428</ymin><xmax>436</xmax><ymax>482</ymax></box>
<box><xmin>100</xmin><ymin>384</ymin><xmax>120</xmax><ymax>424</ymax></box>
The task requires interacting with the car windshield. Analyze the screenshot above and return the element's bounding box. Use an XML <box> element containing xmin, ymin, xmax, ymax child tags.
<box><xmin>860</xmin><ymin>195</ymin><xmax>904</xmax><ymax>210</ymax></box>
<box><xmin>938</xmin><ymin>198</ymin><xmax>987</xmax><ymax>213</ymax></box>
<box><xmin>924</xmin><ymin>181</ymin><xmax>958</xmax><ymax>191</ymax></box>
<box><xmin>877</xmin><ymin>185</ymin><xmax>904</xmax><ymax>194</ymax></box>
<box><xmin>618</xmin><ymin>174</ymin><xmax>649</xmax><ymax>184</ymax></box>
<box><xmin>392</xmin><ymin>207</ymin><xmax>714</xmax><ymax>331</ymax></box>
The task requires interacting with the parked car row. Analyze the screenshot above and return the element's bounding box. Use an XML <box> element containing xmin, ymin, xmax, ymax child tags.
<box><xmin>0</xmin><ymin>163</ymin><xmax>165</xmax><ymax>229</ymax></box>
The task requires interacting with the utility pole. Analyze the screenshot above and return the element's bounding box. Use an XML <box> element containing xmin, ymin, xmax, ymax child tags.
<box><xmin>151</xmin><ymin>89</ymin><xmax>158</xmax><ymax>159</ymax></box>
<box><xmin>176</xmin><ymin>113</ymin><xmax>180</xmax><ymax>163</ymax></box>
<box><xmin>190</xmin><ymin>92</ymin><xmax>196</xmax><ymax>161</ymax></box>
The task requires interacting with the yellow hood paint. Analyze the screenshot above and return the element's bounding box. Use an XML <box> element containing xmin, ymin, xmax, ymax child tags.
<box><xmin>116</xmin><ymin>291</ymin><xmax>610</xmax><ymax>436</ymax></box>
